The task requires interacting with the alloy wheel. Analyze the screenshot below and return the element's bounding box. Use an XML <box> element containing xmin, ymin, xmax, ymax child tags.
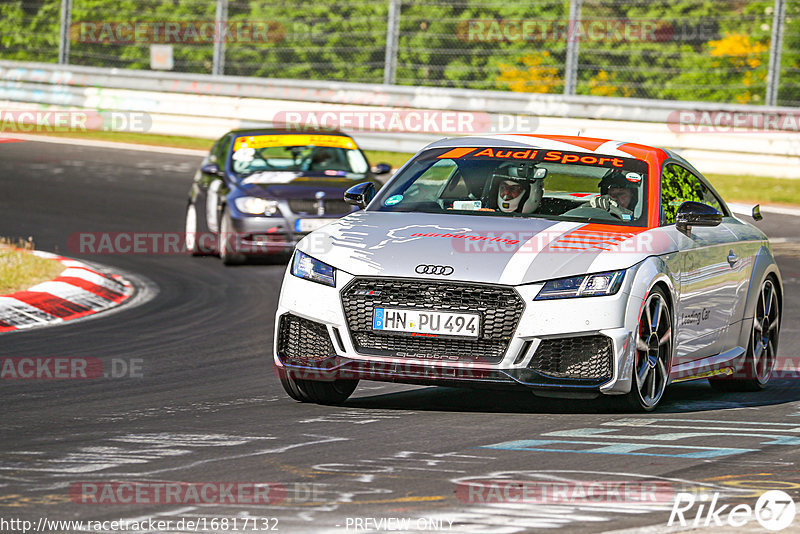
<box><xmin>633</xmin><ymin>290</ymin><xmax>672</xmax><ymax>409</ymax></box>
<box><xmin>751</xmin><ymin>278</ymin><xmax>779</xmax><ymax>384</ymax></box>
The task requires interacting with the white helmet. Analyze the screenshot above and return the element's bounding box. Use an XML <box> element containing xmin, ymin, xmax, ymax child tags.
<box><xmin>496</xmin><ymin>164</ymin><xmax>544</xmax><ymax>213</ymax></box>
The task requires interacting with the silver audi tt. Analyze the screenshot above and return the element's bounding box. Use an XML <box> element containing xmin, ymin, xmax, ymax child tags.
<box><xmin>273</xmin><ymin>134</ymin><xmax>782</xmax><ymax>411</ymax></box>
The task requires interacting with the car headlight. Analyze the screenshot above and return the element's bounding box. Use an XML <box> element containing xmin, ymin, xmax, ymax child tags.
<box><xmin>534</xmin><ymin>270</ymin><xmax>625</xmax><ymax>300</ymax></box>
<box><xmin>291</xmin><ymin>251</ymin><xmax>336</xmax><ymax>287</ymax></box>
<box><xmin>234</xmin><ymin>197</ymin><xmax>279</xmax><ymax>215</ymax></box>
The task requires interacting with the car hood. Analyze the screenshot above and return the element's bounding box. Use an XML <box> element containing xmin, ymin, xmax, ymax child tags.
<box><xmin>296</xmin><ymin>211</ymin><xmax>675</xmax><ymax>286</ymax></box>
<box><xmin>237</xmin><ymin>173</ymin><xmax>370</xmax><ymax>198</ymax></box>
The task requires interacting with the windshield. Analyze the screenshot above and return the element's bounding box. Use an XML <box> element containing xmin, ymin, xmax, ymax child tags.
<box><xmin>371</xmin><ymin>146</ymin><xmax>649</xmax><ymax>226</ymax></box>
<box><xmin>230</xmin><ymin>134</ymin><xmax>369</xmax><ymax>177</ymax></box>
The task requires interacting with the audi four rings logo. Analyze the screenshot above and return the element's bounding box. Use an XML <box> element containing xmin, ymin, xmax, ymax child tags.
<box><xmin>415</xmin><ymin>264</ymin><xmax>454</xmax><ymax>275</ymax></box>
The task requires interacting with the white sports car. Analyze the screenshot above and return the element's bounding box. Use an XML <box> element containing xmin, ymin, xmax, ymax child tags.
<box><xmin>273</xmin><ymin>135</ymin><xmax>782</xmax><ymax>411</ymax></box>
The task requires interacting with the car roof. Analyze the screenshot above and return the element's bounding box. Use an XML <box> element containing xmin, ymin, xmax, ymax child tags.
<box><xmin>423</xmin><ymin>134</ymin><xmax>671</xmax><ymax>162</ymax></box>
<box><xmin>226</xmin><ymin>127</ymin><xmax>354</xmax><ymax>138</ymax></box>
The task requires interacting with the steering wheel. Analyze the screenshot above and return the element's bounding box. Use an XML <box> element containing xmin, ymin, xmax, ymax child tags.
<box><xmin>562</xmin><ymin>206</ymin><xmax>623</xmax><ymax>220</ymax></box>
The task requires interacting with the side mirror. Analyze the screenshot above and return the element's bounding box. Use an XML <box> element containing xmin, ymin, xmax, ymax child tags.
<box><xmin>344</xmin><ymin>182</ymin><xmax>376</xmax><ymax>209</ymax></box>
<box><xmin>752</xmin><ymin>204</ymin><xmax>763</xmax><ymax>221</ymax></box>
<box><xmin>373</xmin><ymin>163</ymin><xmax>392</xmax><ymax>175</ymax></box>
<box><xmin>676</xmin><ymin>201</ymin><xmax>722</xmax><ymax>233</ymax></box>
<box><xmin>201</xmin><ymin>163</ymin><xmax>222</xmax><ymax>176</ymax></box>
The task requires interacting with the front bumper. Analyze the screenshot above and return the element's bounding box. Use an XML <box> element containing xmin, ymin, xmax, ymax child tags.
<box><xmin>228</xmin><ymin>211</ymin><xmax>345</xmax><ymax>254</ymax></box>
<box><xmin>274</xmin><ymin>270</ymin><xmax>642</xmax><ymax>396</ymax></box>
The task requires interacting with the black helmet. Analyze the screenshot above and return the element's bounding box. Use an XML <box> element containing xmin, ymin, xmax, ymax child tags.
<box><xmin>599</xmin><ymin>169</ymin><xmax>640</xmax><ymax>210</ymax></box>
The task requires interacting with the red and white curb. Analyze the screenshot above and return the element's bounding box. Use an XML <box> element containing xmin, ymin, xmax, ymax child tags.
<box><xmin>0</xmin><ymin>251</ymin><xmax>133</xmax><ymax>333</ymax></box>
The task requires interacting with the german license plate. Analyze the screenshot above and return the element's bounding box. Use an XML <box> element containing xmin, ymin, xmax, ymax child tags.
<box><xmin>372</xmin><ymin>308</ymin><xmax>480</xmax><ymax>338</ymax></box>
<box><xmin>295</xmin><ymin>219</ymin><xmax>332</xmax><ymax>233</ymax></box>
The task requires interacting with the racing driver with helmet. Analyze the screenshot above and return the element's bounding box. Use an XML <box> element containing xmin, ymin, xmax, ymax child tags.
<box><xmin>491</xmin><ymin>162</ymin><xmax>546</xmax><ymax>214</ymax></box>
<box><xmin>587</xmin><ymin>169</ymin><xmax>640</xmax><ymax>217</ymax></box>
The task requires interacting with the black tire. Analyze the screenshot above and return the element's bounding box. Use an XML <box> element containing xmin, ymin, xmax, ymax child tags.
<box><xmin>279</xmin><ymin>375</ymin><xmax>358</xmax><ymax>405</ymax></box>
<box><xmin>709</xmin><ymin>277</ymin><xmax>780</xmax><ymax>392</ymax></box>
<box><xmin>620</xmin><ymin>286</ymin><xmax>673</xmax><ymax>412</ymax></box>
<box><xmin>219</xmin><ymin>207</ymin><xmax>246</xmax><ymax>265</ymax></box>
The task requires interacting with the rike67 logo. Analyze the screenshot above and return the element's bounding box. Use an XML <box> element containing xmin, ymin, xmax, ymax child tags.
<box><xmin>669</xmin><ymin>490</ymin><xmax>796</xmax><ymax>531</ymax></box>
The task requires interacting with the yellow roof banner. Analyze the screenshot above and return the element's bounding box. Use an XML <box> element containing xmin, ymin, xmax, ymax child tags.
<box><xmin>233</xmin><ymin>134</ymin><xmax>358</xmax><ymax>151</ymax></box>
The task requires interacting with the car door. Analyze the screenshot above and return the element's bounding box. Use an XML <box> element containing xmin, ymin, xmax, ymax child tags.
<box><xmin>694</xmin><ymin>176</ymin><xmax>756</xmax><ymax>352</ymax></box>
<box><xmin>720</xmin><ymin>211</ymin><xmax>762</xmax><ymax>345</ymax></box>
<box><xmin>661</xmin><ymin>162</ymin><xmax>739</xmax><ymax>363</ymax></box>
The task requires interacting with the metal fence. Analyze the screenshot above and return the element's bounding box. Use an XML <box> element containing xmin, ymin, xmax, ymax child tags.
<box><xmin>1</xmin><ymin>0</ymin><xmax>799</xmax><ymax>106</ymax></box>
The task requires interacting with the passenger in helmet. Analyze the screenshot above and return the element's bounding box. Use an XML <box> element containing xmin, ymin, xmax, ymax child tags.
<box><xmin>492</xmin><ymin>163</ymin><xmax>545</xmax><ymax>214</ymax></box>
<box><xmin>588</xmin><ymin>169</ymin><xmax>640</xmax><ymax>215</ymax></box>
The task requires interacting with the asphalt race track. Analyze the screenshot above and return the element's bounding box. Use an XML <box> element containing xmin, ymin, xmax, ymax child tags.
<box><xmin>3</xmin><ymin>139</ymin><xmax>800</xmax><ymax>533</ymax></box>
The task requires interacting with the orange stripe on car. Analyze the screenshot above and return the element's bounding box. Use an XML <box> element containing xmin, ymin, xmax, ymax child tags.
<box><xmin>436</xmin><ymin>147</ymin><xmax>477</xmax><ymax>159</ymax></box>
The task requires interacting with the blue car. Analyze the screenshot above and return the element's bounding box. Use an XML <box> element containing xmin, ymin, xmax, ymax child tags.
<box><xmin>184</xmin><ymin>129</ymin><xmax>390</xmax><ymax>264</ymax></box>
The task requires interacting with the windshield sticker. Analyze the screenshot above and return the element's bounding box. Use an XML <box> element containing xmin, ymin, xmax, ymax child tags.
<box><xmin>241</xmin><ymin>171</ymin><xmax>301</xmax><ymax>185</ymax></box>
<box><xmin>234</xmin><ymin>134</ymin><xmax>358</xmax><ymax>151</ymax></box>
<box><xmin>473</xmin><ymin>148</ymin><xmax>539</xmax><ymax>160</ymax></box>
<box><xmin>437</xmin><ymin>147</ymin><xmax>627</xmax><ymax>168</ymax></box>
<box><xmin>232</xmin><ymin>147</ymin><xmax>255</xmax><ymax>162</ymax></box>
<box><xmin>626</xmin><ymin>172</ymin><xmax>643</xmax><ymax>183</ymax></box>
<box><xmin>409</xmin><ymin>232</ymin><xmax>520</xmax><ymax>245</ymax></box>
<box><xmin>542</xmin><ymin>151</ymin><xmax>625</xmax><ymax>167</ymax></box>
<box><xmin>384</xmin><ymin>194</ymin><xmax>404</xmax><ymax>206</ymax></box>
<box><xmin>452</xmin><ymin>200</ymin><xmax>483</xmax><ymax>211</ymax></box>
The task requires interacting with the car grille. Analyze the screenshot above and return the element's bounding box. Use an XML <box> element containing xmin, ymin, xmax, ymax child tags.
<box><xmin>277</xmin><ymin>313</ymin><xmax>334</xmax><ymax>362</ymax></box>
<box><xmin>288</xmin><ymin>199</ymin><xmax>352</xmax><ymax>215</ymax></box>
<box><xmin>528</xmin><ymin>335</ymin><xmax>613</xmax><ymax>380</ymax></box>
<box><xmin>342</xmin><ymin>278</ymin><xmax>525</xmax><ymax>363</ymax></box>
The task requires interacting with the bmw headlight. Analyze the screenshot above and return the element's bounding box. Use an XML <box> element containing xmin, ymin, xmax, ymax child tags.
<box><xmin>534</xmin><ymin>270</ymin><xmax>625</xmax><ymax>300</ymax></box>
<box><xmin>292</xmin><ymin>250</ymin><xmax>336</xmax><ymax>287</ymax></box>
<box><xmin>234</xmin><ymin>197</ymin><xmax>279</xmax><ymax>215</ymax></box>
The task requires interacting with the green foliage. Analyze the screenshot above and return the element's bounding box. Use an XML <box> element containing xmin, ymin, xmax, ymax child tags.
<box><xmin>661</xmin><ymin>163</ymin><xmax>725</xmax><ymax>223</ymax></box>
<box><xmin>0</xmin><ymin>0</ymin><xmax>60</xmax><ymax>62</ymax></box>
<box><xmin>0</xmin><ymin>0</ymin><xmax>792</xmax><ymax>104</ymax></box>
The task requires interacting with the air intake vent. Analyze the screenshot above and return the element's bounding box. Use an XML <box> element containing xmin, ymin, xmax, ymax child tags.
<box><xmin>529</xmin><ymin>335</ymin><xmax>613</xmax><ymax>380</ymax></box>
<box><xmin>277</xmin><ymin>314</ymin><xmax>335</xmax><ymax>362</ymax></box>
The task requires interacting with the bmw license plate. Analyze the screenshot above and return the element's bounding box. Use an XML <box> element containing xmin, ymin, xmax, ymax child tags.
<box><xmin>295</xmin><ymin>219</ymin><xmax>332</xmax><ymax>233</ymax></box>
<box><xmin>373</xmin><ymin>308</ymin><xmax>480</xmax><ymax>338</ymax></box>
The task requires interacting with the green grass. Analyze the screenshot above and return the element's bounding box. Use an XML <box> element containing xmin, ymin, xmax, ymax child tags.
<box><xmin>362</xmin><ymin>150</ymin><xmax>414</xmax><ymax>168</ymax></box>
<box><xmin>14</xmin><ymin>130</ymin><xmax>800</xmax><ymax>206</ymax></box>
<box><xmin>20</xmin><ymin>129</ymin><xmax>215</xmax><ymax>151</ymax></box>
<box><xmin>0</xmin><ymin>239</ymin><xmax>64</xmax><ymax>295</ymax></box>
<box><xmin>22</xmin><ymin>130</ymin><xmax>416</xmax><ymax>167</ymax></box>
<box><xmin>705</xmin><ymin>174</ymin><xmax>800</xmax><ymax>207</ymax></box>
